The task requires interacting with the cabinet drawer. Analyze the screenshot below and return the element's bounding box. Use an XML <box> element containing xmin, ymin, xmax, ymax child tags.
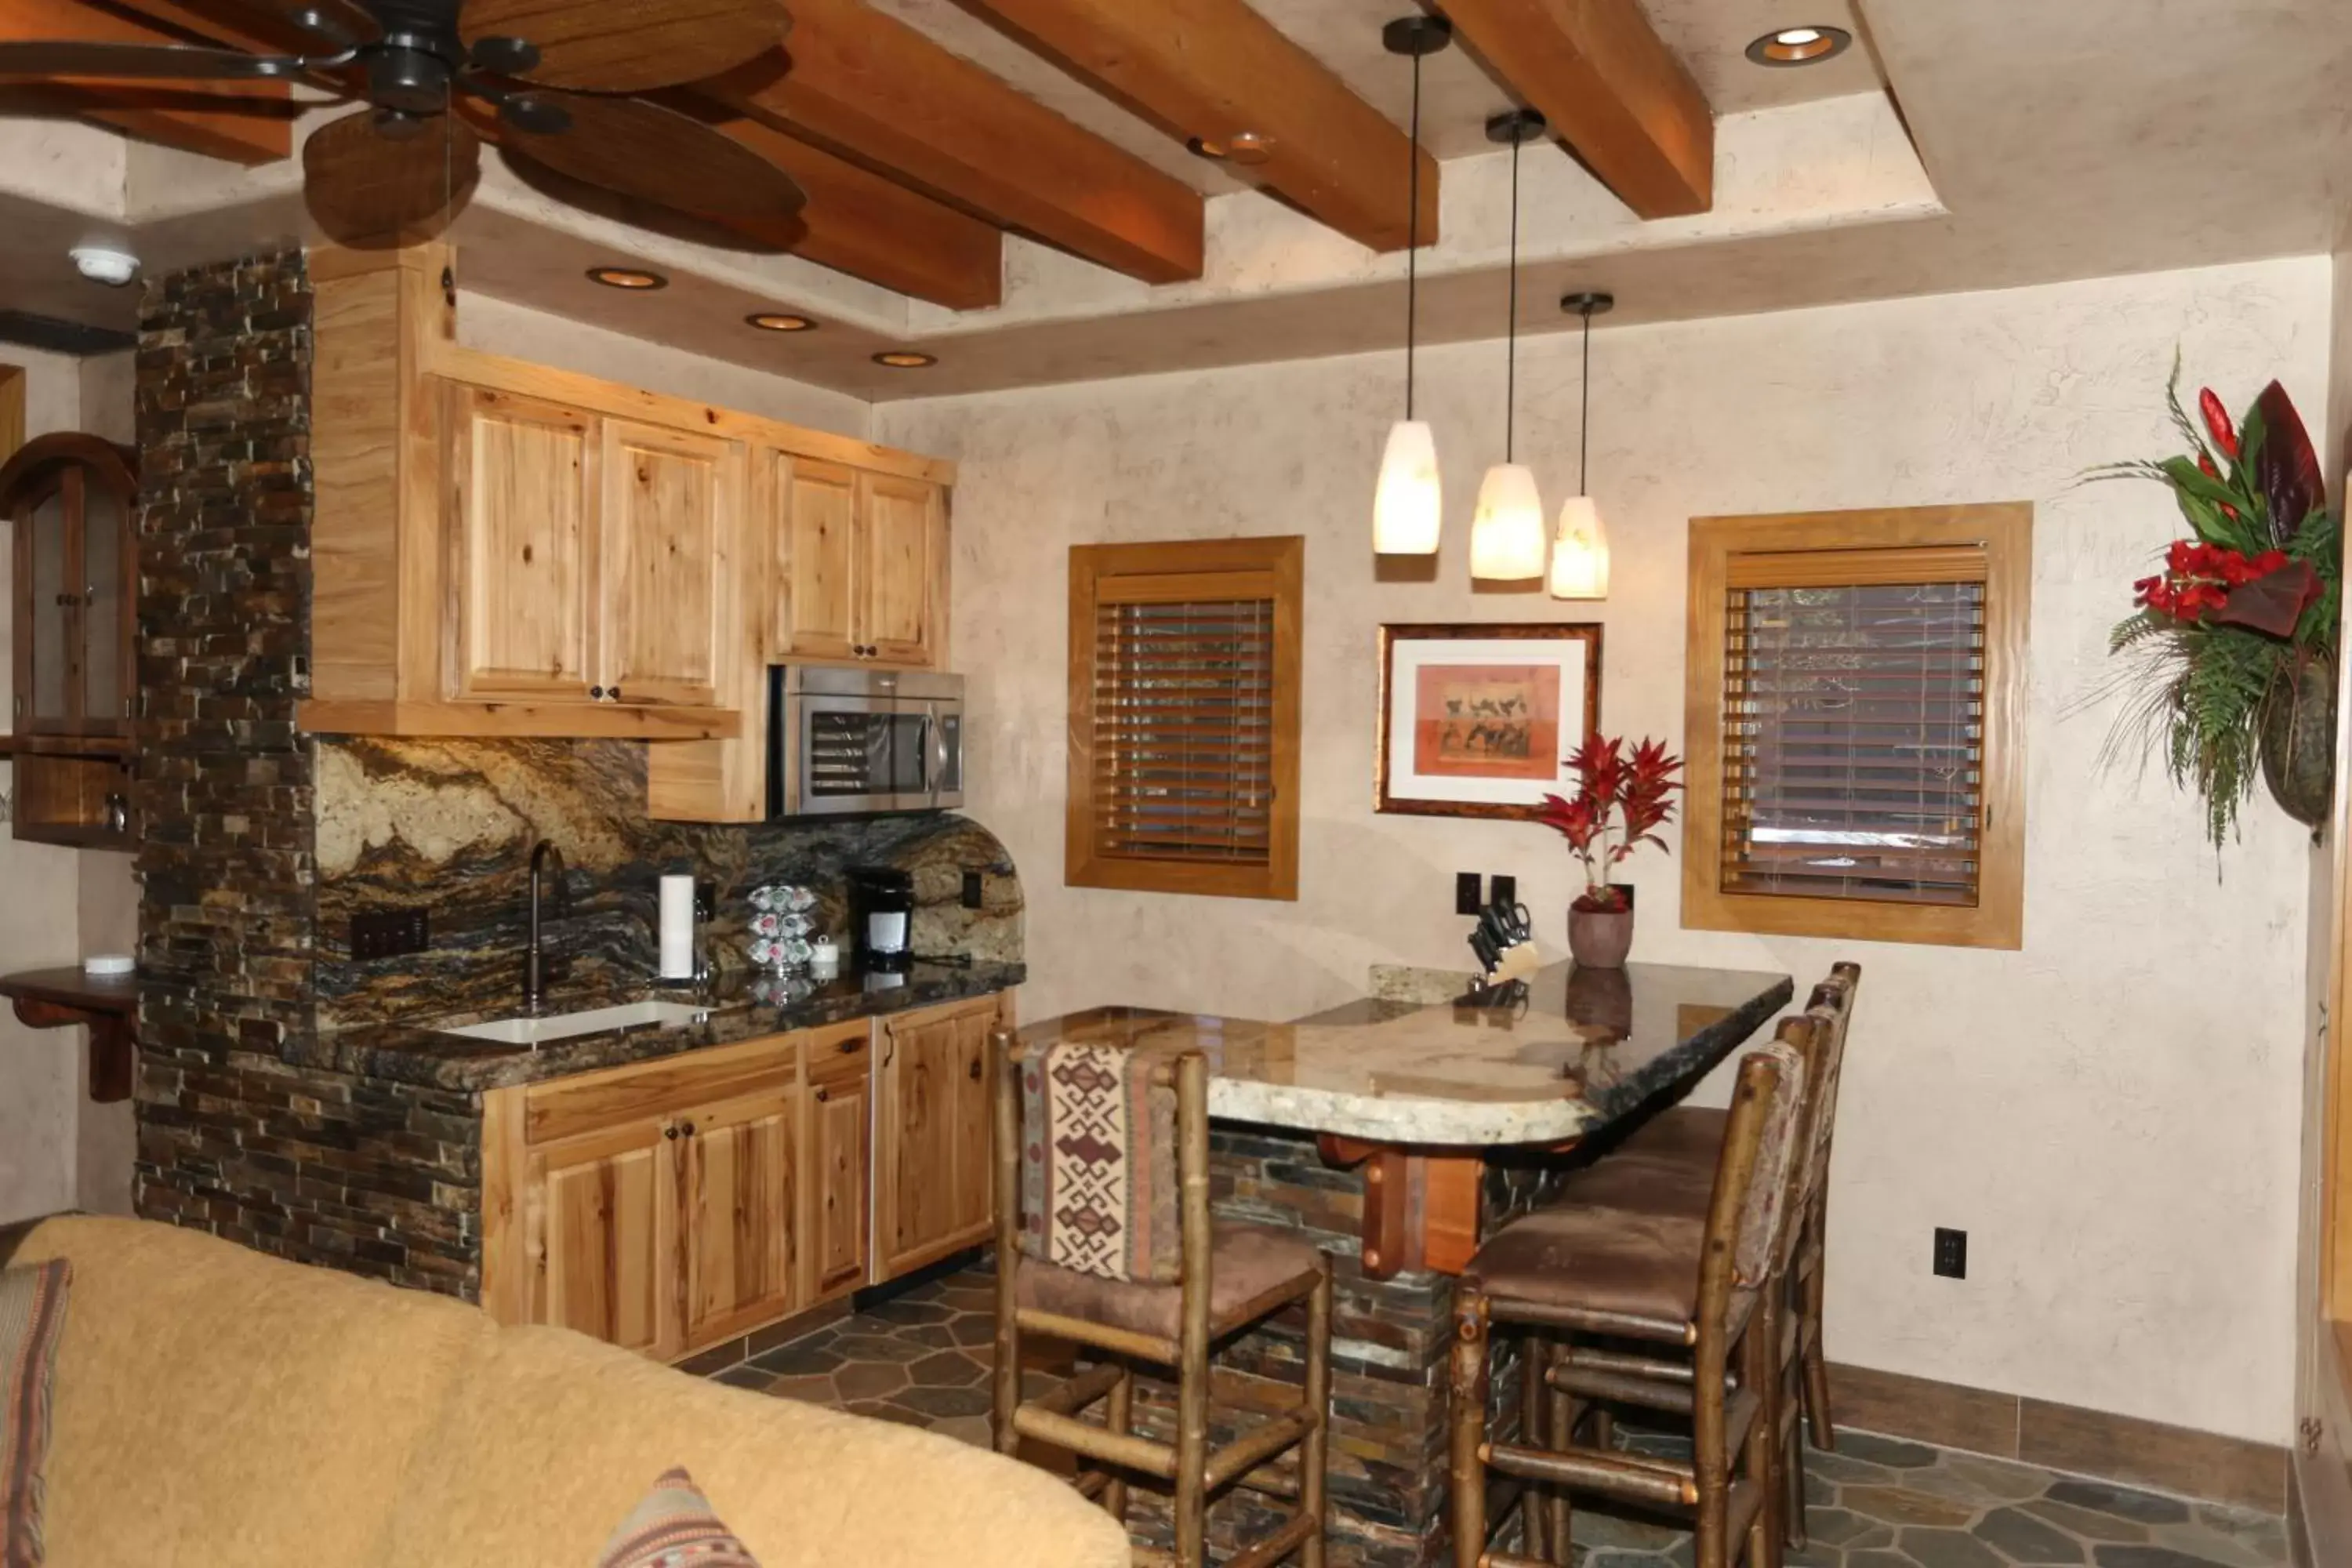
<box><xmin>806</xmin><ymin>1018</ymin><xmax>871</xmax><ymax>1081</ymax></box>
<box><xmin>524</xmin><ymin>1032</ymin><xmax>800</xmax><ymax>1146</ymax></box>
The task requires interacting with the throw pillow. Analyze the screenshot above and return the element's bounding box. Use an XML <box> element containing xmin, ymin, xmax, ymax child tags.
<box><xmin>0</xmin><ymin>1258</ymin><xmax>71</xmax><ymax>1568</ymax></box>
<box><xmin>597</xmin><ymin>1467</ymin><xmax>761</xmax><ymax>1568</ymax></box>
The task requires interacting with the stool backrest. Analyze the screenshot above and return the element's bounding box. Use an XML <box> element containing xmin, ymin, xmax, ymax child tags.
<box><xmin>1796</xmin><ymin>963</ymin><xmax>1861</xmax><ymax>1214</ymax></box>
<box><xmin>1010</xmin><ymin>1035</ymin><xmax>1195</xmax><ymax>1285</ymax></box>
<box><xmin>1703</xmin><ymin>1014</ymin><xmax>1817</xmax><ymax>1305</ymax></box>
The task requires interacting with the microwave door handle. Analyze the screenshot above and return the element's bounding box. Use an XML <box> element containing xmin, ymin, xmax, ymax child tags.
<box><xmin>928</xmin><ymin>705</ymin><xmax>949</xmax><ymax>803</ymax></box>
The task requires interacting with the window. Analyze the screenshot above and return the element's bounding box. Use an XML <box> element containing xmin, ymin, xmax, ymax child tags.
<box><xmin>1683</xmin><ymin>504</ymin><xmax>2030</xmax><ymax>949</ymax></box>
<box><xmin>1067</xmin><ymin>536</ymin><xmax>1304</xmax><ymax>901</ymax></box>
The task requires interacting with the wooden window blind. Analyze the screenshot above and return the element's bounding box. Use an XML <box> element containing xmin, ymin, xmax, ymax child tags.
<box><xmin>1686</xmin><ymin>506</ymin><xmax>2030</xmax><ymax>949</ymax></box>
<box><xmin>1067</xmin><ymin>537</ymin><xmax>1303</xmax><ymax>900</ymax></box>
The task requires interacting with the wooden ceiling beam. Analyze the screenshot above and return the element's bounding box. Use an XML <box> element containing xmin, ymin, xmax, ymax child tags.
<box><xmin>699</xmin><ymin>0</ymin><xmax>1201</xmax><ymax>285</ymax></box>
<box><xmin>699</xmin><ymin>114</ymin><xmax>1004</xmax><ymax>311</ymax></box>
<box><xmin>1437</xmin><ymin>0</ymin><xmax>1714</xmax><ymax>218</ymax></box>
<box><xmin>0</xmin><ymin>0</ymin><xmax>292</xmax><ymax>164</ymax></box>
<box><xmin>954</xmin><ymin>0</ymin><xmax>1437</xmax><ymax>253</ymax></box>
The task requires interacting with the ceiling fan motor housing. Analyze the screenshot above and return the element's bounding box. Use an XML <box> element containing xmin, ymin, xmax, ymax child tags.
<box><xmin>368</xmin><ymin>33</ymin><xmax>459</xmax><ymax>114</ymax></box>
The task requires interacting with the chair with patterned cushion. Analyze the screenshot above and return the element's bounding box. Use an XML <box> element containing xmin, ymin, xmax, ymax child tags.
<box><xmin>1446</xmin><ymin>1015</ymin><xmax>1820</xmax><ymax>1568</ymax></box>
<box><xmin>990</xmin><ymin>1026</ymin><xmax>1333</xmax><ymax>1568</ymax></box>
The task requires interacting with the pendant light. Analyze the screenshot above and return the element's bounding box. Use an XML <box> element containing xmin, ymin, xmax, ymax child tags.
<box><xmin>1470</xmin><ymin>109</ymin><xmax>1549</xmax><ymax>583</ymax></box>
<box><xmin>1372</xmin><ymin>16</ymin><xmax>1452</xmax><ymax>555</ymax></box>
<box><xmin>1549</xmin><ymin>291</ymin><xmax>1615</xmax><ymax>600</ymax></box>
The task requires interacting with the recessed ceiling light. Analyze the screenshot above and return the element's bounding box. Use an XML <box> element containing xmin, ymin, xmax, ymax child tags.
<box><xmin>1746</xmin><ymin>24</ymin><xmax>1852</xmax><ymax>65</ymax></box>
<box><xmin>872</xmin><ymin>351</ymin><xmax>936</xmax><ymax>369</ymax></box>
<box><xmin>1187</xmin><ymin>132</ymin><xmax>1275</xmax><ymax>165</ymax></box>
<box><xmin>586</xmin><ymin>266</ymin><xmax>667</xmax><ymax>290</ymax></box>
<box><xmin>746</xmin><ymin>311</ymin><xmax>815</xmax><ymax>332</ymax></box>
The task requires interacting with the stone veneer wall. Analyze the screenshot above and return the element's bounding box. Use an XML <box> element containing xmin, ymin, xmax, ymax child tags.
<box><xmin>131</xmin><ymin>252</ymin><xmax>484</xmax><ymax>1294</ymax></box>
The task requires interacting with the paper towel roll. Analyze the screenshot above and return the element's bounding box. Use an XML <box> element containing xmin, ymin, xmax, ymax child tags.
<box><xmin>659</xmin><ymin>874</ymin><xmax>696</xmax><ymax>979</ymax></box>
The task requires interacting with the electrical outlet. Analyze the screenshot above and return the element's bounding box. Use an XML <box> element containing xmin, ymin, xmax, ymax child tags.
<box><xmin>350</xmin><ymin>908</ymin><xmax>429</xmax><ymax>961</ymax></box>
<box><xmin>1933</xmin><ymin>1227</ymin><xmax>1968</xmax><ymax>1279</ymax></box>
<box><xmin>961</xmin><ymin>869</ymin><xmax>985</xmax><ymax>909</ymax></box>
<box><xmin>1490</xmin><ymin>874</ymin><xmax>1517</xmax><ymax>908</ymax></box>
<box><xmin>1455</xmin><ymin>872</ymin><xmax>1484</xmax><ymax>916</ymax></box>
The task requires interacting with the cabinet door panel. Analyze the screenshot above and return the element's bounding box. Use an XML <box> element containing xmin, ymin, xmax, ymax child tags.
<box><xmin>530</xmin><ymin>1120</ymin><xmax>676</xmax><ymax>1357</ymax></box>
<box><xmin>20</xmin><ymin>475</ymin><xmax>72</xmax><ymax>731</ymax></box>
<box><xmin>451</xmin><ymin>387</ymin><xmax>597</xmax><ymax>700</ymax></box>
<box><xmin>79</xmin><ymin>474</ymin><xmax>131</xmax><ymax>731</ymax></box>
<box><xmin>602</xmin><ymin>421</ymin><xmax>737</xmax><ymax>706</ymax></box>
<box><xmin>680</xmin><ymin>1087</ymin><xmax>798</xmax><ymax>1349</ymax></box>
<box><xmin>810</xmin><ymin>1069</ymin><xmax>869</xmax><ymax>1299</ymax></box>
<box><xmin>857</xmin><ymin>472</ymin><xmax>943</xmax><ymax>667</ymax></box>
<box><xmin>877</xmin><ymin>998</ymin><xmax>996</xmax><ymax>1279</ymax></box>
<box><xmin>774</xmin><ymin>455</ymin><xmax>857</xmax><ymax>661</ymax></box>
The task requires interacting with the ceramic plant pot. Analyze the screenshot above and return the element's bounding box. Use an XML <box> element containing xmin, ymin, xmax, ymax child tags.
<box><xmin>1567</xmin><ymin>884</ymin><xmax>1635</xmax><ymax>969</ymax></box>
<box><xmin>2259</xmin><ymin>648</ymin><xmax>2336</xmax><ymax>831</ymax></box>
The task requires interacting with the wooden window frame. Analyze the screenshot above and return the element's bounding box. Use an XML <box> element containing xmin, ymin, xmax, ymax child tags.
<box><xmin>1682</xmin><ymin>503</ymin><xmax>2031</xmax><ymax>950</ymax></box>
<box><xmin>1066</xmin><ymin>535</ymin><xmax>1304</xmax><ymax>902</ymax></box>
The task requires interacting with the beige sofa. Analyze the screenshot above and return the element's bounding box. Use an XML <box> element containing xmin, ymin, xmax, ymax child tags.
<box><xmin>8</xmin><ymin>1216</ymin><xmax>1127</xmax><ymax>1568</ymax></box>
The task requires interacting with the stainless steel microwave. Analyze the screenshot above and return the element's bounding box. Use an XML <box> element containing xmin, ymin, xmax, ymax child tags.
<box><xmin>767</xmin><ymin>666</ymin><xmax>964</xmax><ymax>818</ymax></box>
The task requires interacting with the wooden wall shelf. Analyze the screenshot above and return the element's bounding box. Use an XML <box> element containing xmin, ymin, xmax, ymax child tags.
<box><xmin>0</xmin><ymin>966</ymin><xmax>137</xmax><ymax>1102</ymax></box>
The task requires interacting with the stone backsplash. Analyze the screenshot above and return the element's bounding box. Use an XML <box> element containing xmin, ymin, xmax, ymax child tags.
<box><xmin>314</xmin><ymin>736</ymin><xmax>1022</xmax><ymax>1029</ymax></box>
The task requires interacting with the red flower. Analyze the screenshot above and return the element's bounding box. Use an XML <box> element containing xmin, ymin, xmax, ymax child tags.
<box><xmin>2135</xmin><ymin>539</ymin><xmax>2296</xmax><ymax>623</ymax></box>
<box><xmin>2199</xmin><ymin>387</ymin><xmax>2240</xmax><ymax>459</ymax></box>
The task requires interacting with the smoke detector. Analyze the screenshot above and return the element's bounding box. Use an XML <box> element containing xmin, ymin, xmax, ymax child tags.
<box><xmin>70</xmin><ymin>246</ymin><xmax>140</xmax><ymax>286</ymax></box>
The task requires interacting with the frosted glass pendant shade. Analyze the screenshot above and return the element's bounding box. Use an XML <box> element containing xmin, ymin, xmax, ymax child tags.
<box><xmin>1547</xmin><ymin>494</ymin><xmax>1610</xmax><ymax>600</ymax></box>
<box><xmin>1373</xmin><ymin>419</ymin><xmax>1443</xmax><ymax>554</ymax></box>
<box><xmin>1469</xmin><ymin>463</ymin><xmax>1547</xmax><ymax>580</ymax></box>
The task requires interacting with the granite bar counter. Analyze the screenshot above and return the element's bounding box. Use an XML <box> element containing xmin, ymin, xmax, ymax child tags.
<box><xmin>1019</xmin><ymin>961</ymin><xmax>1792</xmax><ymax>1568</ymax></box>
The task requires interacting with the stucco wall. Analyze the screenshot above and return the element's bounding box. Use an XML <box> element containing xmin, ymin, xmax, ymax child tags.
<box><xmin>2330</xmin><ymin>227</ymin><xmax>2352</xmax><ymax>496</ymax></box>
<box><xmin>0</xmin><ymin>347</ymin><xmax>100</xmax><ymax>1225</ymax></box>
<box><xmin>877</xmin><ymin>257</ymin><xmax>2331</xmax><ymax>1445</ymax></box>
<box><xmin>456</xmin><ymin>292</ymin><xmax>872</xmax><ymax>441</ymax></box>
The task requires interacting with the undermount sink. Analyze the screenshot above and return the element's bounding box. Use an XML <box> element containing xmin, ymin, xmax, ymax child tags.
<box><xmin>435</xmin><ymin>1000</ymin><xmax>711</xmax><ymax>1047</ymax></box>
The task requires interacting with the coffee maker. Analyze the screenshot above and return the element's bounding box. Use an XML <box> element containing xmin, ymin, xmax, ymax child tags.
<box><xmin>846</xmin><ymin>866</ymin><xmax>915</xmax><ymax>973</ymax></box>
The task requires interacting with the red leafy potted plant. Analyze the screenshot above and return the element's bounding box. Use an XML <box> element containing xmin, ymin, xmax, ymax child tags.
<box><xmin>1536</xmin><ymin>735</ymin><xmax>1683</xmax><ymax>968</ymax></box>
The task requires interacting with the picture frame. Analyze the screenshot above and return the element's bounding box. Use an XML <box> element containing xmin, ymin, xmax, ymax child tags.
<box><xmin>1375</xmin><ymin>622</ymin><xmax>1603</xmax><ymax>819</ymax></box>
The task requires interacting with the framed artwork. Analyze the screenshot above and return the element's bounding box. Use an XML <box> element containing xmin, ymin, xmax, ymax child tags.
<box><xmin>1375</xmin><ymin>622</ymin><xmax>1603</xmax><ymax>819</ymax></box>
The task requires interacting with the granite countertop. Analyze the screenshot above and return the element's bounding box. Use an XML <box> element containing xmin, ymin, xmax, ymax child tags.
<box><xmin>1019</xmin><ymin>961</ymin><xmax>1792</xmax><ymax>1146</ymax></box>
<box><xmin>291</xmin><ymin>960</ymin><xmax>1026</xmax><ymax>1092</ymax></box>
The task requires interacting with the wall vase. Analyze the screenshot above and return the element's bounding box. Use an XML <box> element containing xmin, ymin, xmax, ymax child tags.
<box><xmin>1567</xmin><ymin>884</ymin><xmax>1635</xmax><ymax>969</ymax></box>
<box><xmin>2259</xmin><ymin>647</ymin><xmax>2336</xmax><ymax>830</ymax></box>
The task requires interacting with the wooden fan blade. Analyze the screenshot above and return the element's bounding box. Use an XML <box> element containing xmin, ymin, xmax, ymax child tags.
<box><xmin>0</xmin><ymin>42</ymin><xmax>305</xmax><ymax>80</ymax></box>
<box><xmin>499</xmin><ymin>154</ymin><xmax>801</xmax><ymax>253</ymax></box>
<box><xmin>303</xmin><ymin>109</ymin><xmax>481</xmax><ymax>250</ymax></box>
<box><xmin>459</xmin><ymin>0</ymin><xmax>788</xmax><ymax>93</ymax></box>
<box><xmin>263</xmin><ymin>0</ymin><xmax>384</xmax><ymax>49</ymax></box>
<box><xmin>495</xmin><ymin>93</ymin><xmax>804</xmax><ymax>224</ymax></box>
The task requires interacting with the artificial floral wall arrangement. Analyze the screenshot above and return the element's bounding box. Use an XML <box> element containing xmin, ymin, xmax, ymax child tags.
<box><xmin>2098</xmin><ymin>366</ymin><xmax>2340</xmax><ymax>845</ymax></box>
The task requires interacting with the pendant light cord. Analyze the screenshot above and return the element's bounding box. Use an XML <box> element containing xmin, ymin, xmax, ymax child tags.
<box><xmin>1578</xmin><ymin>309</ymin><xmax>1591</xmax><ymax>495</ymax></box>
<box><xmin>1505</xmin><ymin>131</ymin><xmax>1520</xmax><ymax>463</ymax></box>
<box><xmin>1405</xmin><ymin>49</ymin><xmax>1421</xmax><ymax>420</ymax></box>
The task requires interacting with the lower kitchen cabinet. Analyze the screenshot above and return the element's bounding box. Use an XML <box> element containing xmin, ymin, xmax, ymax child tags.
<box><xmin>525</xmin><ymin>1116</ymin><xmax>678</xmax><ymax>1357</ymax></box>
<box><xmin>874</xmin><ymin>993</ymin><xmax>1007</xmax><ymax>1282</ymax></box>
<box><xmin>479</xmin><ymin>993</ymin><xmax>1011</xmax><ymax>1360</ymax></box>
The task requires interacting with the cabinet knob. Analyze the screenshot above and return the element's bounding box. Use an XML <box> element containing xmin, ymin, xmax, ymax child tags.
<box><xmin>815</xmin><ymin>1087</ymin><xmax>829</xmax><ymax>1103</ymax></box>
<box><xmin>680</xmin><ymin>1120</ymin><xmax>695</xmax><ymax>1137</ymax></box>
<box><xmin>838</xmin><ymin>1037</ymin><xmax>858</xmax><ymax>1054</ymax></box>
<box><xmin>608</xmin><ymin>687</ymin><xmax>622</xmax><ymax>703</ymax></box>
<box><xmin>967</xmin><ymin>1058</ymin><xmax>982</xmax><ymax>1081</ymax></box>
<box><xmin>665</xmin><ymin>1124</ymin><xmax>679</xmax><ymax>1140</ymax></box>
<box><xmin>590</xmin><ymin>685</ymin><xmax>604</xmax><ymax>699</ymax></box>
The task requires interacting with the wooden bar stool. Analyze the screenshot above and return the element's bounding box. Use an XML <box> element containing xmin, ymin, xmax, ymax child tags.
<box><xmin>990</xmin><ymin>1027</ymin><xmax>1334</xmax><ymax>1568</ymax></box>
<box><xmin>1546</xmin><ymin>964</ymin><xmax>1860</xmax><ymax>1546</ymax></box>
<box><xmin>1448</xmin><ymin>1017</ymin><xmax>1820</xmax><ymax>1568</ymax></box>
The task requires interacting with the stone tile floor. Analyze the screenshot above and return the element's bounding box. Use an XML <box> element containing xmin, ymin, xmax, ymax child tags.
<box><xmin>698</xmin><ymin>1266</ymin><xmax>2288</xmax><ymax>1568</ymax></box>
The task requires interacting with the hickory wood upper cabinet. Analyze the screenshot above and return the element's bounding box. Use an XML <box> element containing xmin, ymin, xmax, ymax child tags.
<box><xmin>445</xmin><ymin>388</ymin><xmax>739</xmax><ymax>710</ymax></box>
<box><xmin>769</xmin><ymin>455</ymin><xmax>949</xmax><ymax>670</ymax></box>
<box><xmin>302</xmin><ymin>243</ymin><xmax>952</xmax><ymax>746</ymax></box>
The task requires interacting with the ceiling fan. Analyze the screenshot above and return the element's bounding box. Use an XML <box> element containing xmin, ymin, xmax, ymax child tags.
<box><xmin>0</xmin><ymin>0</ymin><xmax>808</xmax><ymax>249</ymax></box>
